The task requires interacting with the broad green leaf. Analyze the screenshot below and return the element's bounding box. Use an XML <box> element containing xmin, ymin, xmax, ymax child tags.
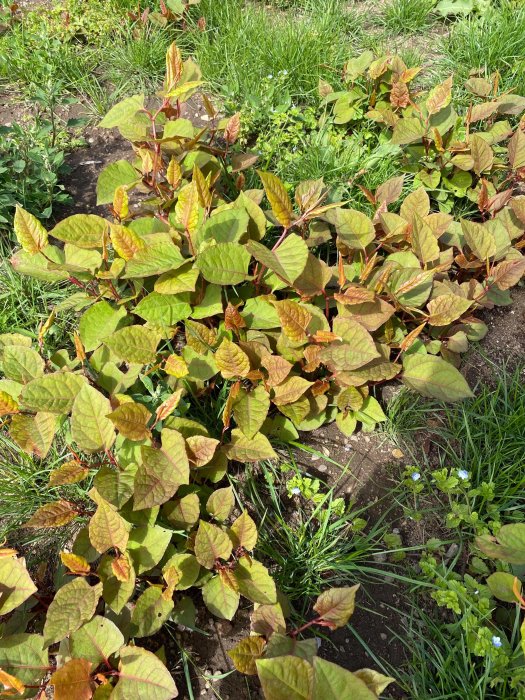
<box><xmin>206</xmin><ymin>486</ymin><xmax>234</xmax><ymax>522</ymax></box>
<box><xmin>325</xmin><ymin>208</ymin><xmax>375</xmax><ymax>250</ymax></box>
<box><xmin>461</xmin><ymin>220</ymin><xmax>496</xmax><ymax>260</ymax></box>
<box><xmin>391</xmin><ymin>117</ymin><xmax>426</xmax><ymax>145</ymax></box>
<box><xmin>199</xmin><ymin>208</ymin><xmax>249</xmax><ymax>245</ymax></box>
<box><xmin>353</xmin><ymin>669</ymin><xmax>395</xmax><ymax>696</ymax></box>
<box><xmin>402</xmin><ymin>354</ymin><xmax>473</xmax><ymax>401</ymax></box>
<box><xmin>235</xmin><ymin>558</ymin><xmax>276</xmax><ymax>604</ymax></box>
<box><xmin>20</xmin><ymin>373</ymin><xmax>85</xmax><ymax>414</ymax></box>
<box><xmin>426</xmin><ymin>76</ymin><xmax>453</xmax><ymax>115</ymax></box>
<box><xmin>104</xmin><ymin>325</ymin><xmax>160</xmax><ymax>364</ymax></box>
<box><xmin>110</xmin><ymin>223</ymin><xmax>145</xmax><ymax>261</ymax></box>
<box><xmin>0</xmin><ymin>634</ymin><xmax>47</xmax><ymax>690</ymax></box>
<box><xmin>94</xmin><ymin>464</ymin><xmax>136</xmax><ymax>509</ymax></box>
<box><xmin>320</xmin><ymin>337</ymin><xmax>379</xmax><ymax>373</ymax></box>
<box><xmin>50</xmin><ymin>214</ymin><xmax>108</xmax><ymax>249</ymax></box>
<box><xmin>99</xmin><ymin>94</ymin><xmax>145</xmax><ymax>128</ymax></box>
<box><xmin>79</xmin><ymin>301</ymin><xmax>128</xmax><ymax>352</ymax></box>
<box><xmin>233</xmin><ymin>385</ymin><xmax>270</xmax><ymax>439</ymax></box>
<box><xmin>155</xmin><ymin>262</ymin><xmax>200</xmax><ymax>294</ymax></box>
<box><xmin>389</xmin><ymin>267</ymin><xmax>434</xmax><ymax>308</ymax></box>
<box><xmin>258</xmin><ymin>171</ymin><xmax>293</xmax><ymax>227</ymax></box>
<box><xmin>43</xmin><ymin>578</ymin><xmax>102</xmax><ymax>647</ymax></box>
<box><xmin>224</xmin><ymin>428</ymin><xmax>277</xmax><ymax>462</ymax></box>
<box><xmin>10</xmin><ymin>412</ymin><xmax>56</xmax><ymax>458</ymax></box>
<box><xmin>14</xmin><ymin>206</ymin><xmax>47</xmax><ymax>254</ymax></box>
<box><xmin>486</xmin><ymin>572</ymin><xmax>521</xmax><ymax>603</ymax></box>
<box><xmin>412</xmin><ymin>215</ymin><xmax>439</xmax><ymax>264</ymax></box>
<box><xmin>508</xmin><ymin>127</ymin><xmax>525</xmax><ymax>169</ymax></box>
<box><xmin>202</xmin><ymin>575</ymin><xmax>240</xmax><ymax>621</ymax></box>
<box><xmin>256</xmin><ymin>656</ymin><xmax>314</xmax><ymax>700</ymax></box>
<box><xmin>251</xmin><ymin>604</ymin><xmax>287</xmax><ymax>637</ymax></box>
<box><xmin>0</xmin><ymin>558</ymin><xmax>37</xmax><ymax>615</ymax></box>
<box><xmin>196</xmin><ymin>242</ymin><xmax>251</xmax><ymax>285</ymax></box>
<box><xmin>313</xmin><ymin>585</ymin><xmax>359</xmax><ymax>629</ymax></box>
<box><xmin>229</xmin><ymin>511</ymin><xmax>258</xmax><ymax>550</ymax></box>
<box><xmin>71</xmin><ymin>384</ymin><xmax>115</xmax><ymax>452</ymax></box>
<box><xmin>96</xmin><ymin>160</ymin><xmax>139</xmax><ymax>205</ymax></box>
<box><xmin>427</xmin><ymin>294</ymin><xmax>472</xmax><ymax>326</ymax></box>
<box><xmin>272</xmin><ymin>376</ymin><xmax>313</xmax><ymax>406</ymax></box>
<box><xmin>241</xmin><ymin>297</ymin><xmax>281</xmax><ymax>329</ymax></box>
<box><xmin>265</xmin><ymin>634</ymin><xmax>317</xmax><ymax>662</ymax></box>
<box><xmin>89</xmin><ymin>493</ymin><xmax>130</xmax><ymax>554</ymax></box>
<box><xmin>195</xmin><ymin>520</ymin><xmax>233</xmax><ymax>569</ymax></box>
<box><xmin>111</xmin><ymin>646</ymin><xmax>178</xmax><ymax>700</ymax></box>
<box><xmin>247</xmin><ymin>234</ymin><xmax>308</xmax><ymax>285</ymax></box>
<box><xmin>215</xmin><ymin>338</ymin><xmax>251</xmax><ymax>379</ymax></box>
<box><xmin>108</xmin><ymin>401</ymin><xmax>151</xmax><ymax>441</ymax></box>
<box><xmin>162</xmin><ymin>553</ymin><xmax>200</xmax><ymax>590</ymax></box>
<box><xmin>162</xmin><ymin>493</ymin><xmax>200</xmax><ymax>530</ymax></box>
<box><xmin>69</xmin><ymin>616</ymin><xmax>125</xmax><ymax>666</ymax></box>
<box><xmin>228</xmin><ymin>636</ymin><xmax>266</xmax><ymax>675</ymax></box>
<box><xmin>10</xmin><ymin>246</ymin><xmax>68</xmax><ymax>282</ymax></box>
<box><xmin>131</xmin><ymin>586</ymin><xmax>174</xmax><ymax>637</ymax></box>
<box><xmin>98</xmin><ymin>553</ymin><xmax>136</xmax><ymax>614</ymax></box>
<box><xmin>122</xmin><ymin>240</ymin><xmax>186</xmax><ymax>278</ymax></box>
<box><xmin>134</xmin><ymin>440</ymin><xmax>189</xmax><ymax>510</ymax></box>
<box><xmin>335</xmin><ymin>412</ymin><xmax>357</xmax><ymax>436</ymax></box>
<box><xmin>273</xmin><ymin>300</ymin><xmax>312</xmax><ymax>343</ymax></box>
<box><xmin>313</xmin><ymin>657</ymin><xmax>377</xmax><ymax>699</ymax></box>
<box><xmin>127</xmin><ymin>524</ymin><xmax>172</xmax><ymax>574</ymax></box>
<box><xmin>475</xmin><ymin>524</ymin><xmax>525</xmax><ymax>564</ymax></box>
<box><xmin>135</xmin><ymin>292</ymin><xmax>192</xmax><ymax>327</ymax></box>
<box><xmin>470</xmin><ymin>134</ymin><xmax>493</xmax><ymax>175</ymax></box>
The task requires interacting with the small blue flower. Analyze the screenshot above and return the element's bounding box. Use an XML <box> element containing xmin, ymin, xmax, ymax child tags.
<box><xmin>492</xmin><ymin>635</ymin><xmax>502</xmax><ymax>648</ymax></box>
<box><xmin>291</xmin><ymin>487</ymin><xmax>301</xmax><ymax>495</ymax></box>
<box><xmin>411</xmin><ymin>472</ymin><xmax>421</xmax><ymax>482</ymax></box>
<box><xmin>457</xmin><ymin>469</ymin><xmax>469</xmax><ymax>480</ymax></box>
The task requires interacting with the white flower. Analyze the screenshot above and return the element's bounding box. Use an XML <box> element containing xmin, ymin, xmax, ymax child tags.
<box><xmin>492</xmin><ymin>635</ymin><xmax>502</xmax><ymax>648</ymax></box>
<box><xmin>411</xmin><ymin>472</ymin><xmax>421</xmax><ymax>482</ymax></box>
<box><xmin>267</xmin><ymin>74</ymin><xmax>273</xmax><ymax>80</ymax></box>
<box><xmin>291</xmin><ymin>487</ymin><xmax>301</xmax><ymax>495</ymax></box>
<box><xmin>457</xmin><ymin>469</ymin><xmax>469</xmax><ymax>480</ymax></box>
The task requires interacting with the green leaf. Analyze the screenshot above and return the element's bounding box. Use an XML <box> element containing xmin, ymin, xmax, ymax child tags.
<box><xmin>435</xmin><ymin>0</ymin><xmax>473</xmax><ymax>16</ymax></box>
<box><xmin>195</xmin><ymin>520</ymin><xmax>233</xmax><ymax>569</ymax></box>
<box><xmin>235</xmin><ymin>558</ymin><xmax>277</xmax><ymax>604</ymax></box>
<box><xmin>131</xmin><ymin>586</ymin><xmax>174</xmax><ymax>637</ymax></box>
<box><xmin>155</xmin><ymin>262</ymin><xmax>200</xmax><ymax>295</ymax></box>
<box><xmin>461</xmin><ymin>220</ymin><xmax>496</xmax><ymax>260</ymax></box>
<box><xmin>325</xmin><ymin>208</ymin><xmax>375</xmax><ymax>250</ymax></box>
<box><xmin>0</xmin><ymin>634</ymin><xmax>48</xmax><ymax>690</ymax></box>
<box><xmin>69</xmin><ymin>616</ymin><xmax>125</xmax><ymax>666</ymax></box>
<box><xmin>50</xmin><ymin>214</ymin><xmax>108</xmax><ymax>249</ymax></box>
<box><xmin>111</xmin><ymin>646</ymin><xmax>178</xmax><ymax>700</ymax></box>
<box><xmin>196</xmin><ymin>242</ymin><xmax>251</xmax><ymax>285</ymax></box>
<box><xmin>391</xmin><ymin>117</ymin><xmax>426</xmax><ymax>145</ymax></box>
<box><xmin>206</xmin><ymin>486</ymin><xmax>235</xmax><ymax>522</ymax></box>
<box><xmin>43</xmin><ymin>577</ymin><xmax>102</xmax><ymax>647</ymax></box>
<box><xmin>412</xmin><ymin>215</ymin><xmax>440</xmax><ymax>264</ymax></box>
<box><xmin>486</xmin><ymin>572</ymin><xmax>521</xmax><ymax>603</ymax></box>
<box><xmin>258</xmin><ymin>171</ymin><xmax>294</xmax><ymax>227</ymax></box>
<box><xmin>127</xmin><ymin>524</ymin><xmax>172</xmax><ymax>574</ymax></box>
<box><xmin>96</xmin><ymin>160</ymin><xmax>139</xmax><ymax>205</ymax></box>
<box><xmin>224</xmin><ymin>429</ymin><xmax>277</xmax><ymax>462</ymax></box>
<box><xmin>104</xmin><ymin>325</ymin><xmax>160</xmax><ymax>364</ymax></box>
<box><xmin>427</xmin><ymin>294</ymin><xmax>472</xmax><ymax>326</ymax></box>
<box><xmin>20</xmin><ymin>373</ymin><xmax>85</xmax><ymax>414</ymax></box>
<box><xmin>94</xmin><ymin>464</ymin><xmax>136</xmax><ymax>509</ymax></box>
<box><xmin>475</xmin><ymin>524</ymin><xmax>525</xmax><ymax>564</ymax></box>
<box><xmin>264</xmin><ymin>634</ymin><xmax>317</xmax><ymax>662</ymax></box>
<box><xmin>99</xmin><ymin>94</ymin><xmax>145</xmax><ymax>128</ymax></box>
<box><xmin>508</xmin><ymin>127</ymin><xmax>525</xmax><ymax>169</ymax></box>
<box><xmin>402</xmin><ymin>354</ymin><xmax>473</xmax><ymax>401</ymax></box>
<box><xmin>313</xmin><ymin>585</ymin><xmax>359</xmax><ymax>629</ymax></box>
<box><xmin>313</xmin><ymin>657</ymin><xmax>377</xmax><ymax>699</ymax></box>
<box><xmin>256</xmin><ymin>656</ymin><xmax>314</xmax><ymax>700</ymax></box>
<box><xmin>135</xmin><ymin>292</ymin><xmax>192</xmax><ymax>327</ymax></box>
<box><xmin>79</xmin><ymin>301</ymin><xmax>128</xmax><ymax>352</ymax></box>
<box><xmin>0</xmin><ymin>558</ymin><xmax>37</xmax><ymax>615</ymax></box>
<box><xmin>122</xmin><ymin>240</ymin><xmax>186</xmax><ymax>278</ymax></box>
<box><xmin>89</xmin><ymin>493</ymin><xmax>130</xmax><ymax>554</ymax></box>
<box><xmin>107</xmin><ymin>402</ymin><xmax>151</xmax><ymax>441</ymax></box>
<box><xmin>10</xmin><ymin>412</ymin><xmax>56</xmax><ymax>458</ymax></box>
<box><xmin>134</xmin><ymin>440</ymin><xmax>189</xmax><ymax>510</ymax></box>
<box><xmin>233</xmin><ymin>385</ymin><xmax>271</xmax><ymax>439</ymax></box>
<box><xmin>247</xmin><ymin>234</ymin><xmax>308</xmax><ymax>285</ymax></box>
<box><xmin>162</xmin><ymin>493</ymin><xmax>200</xmax><ymax>530</ymax></box>
<box><xmin>229</xmin><ymin>511</ymin><xmax>258</xmax><ymax>550</ymax></box>
<box><xmin>202</xmin><ymin>575</ymin><xmax>240</xmax><ymax>620</ymax></box>
<box><xmin>71</xmin><ymin>384</ymin><xmax>116</xmax><ymax>452</ymax></box>
<box><xmin>162</xmin><ymin>553</ymin><xmax>200</xmax><ymax>590</ymax></box>
<box><xmin>199</xmin><ymin>208</ymin><xmax>249</xmax><ymax>245</ymax></box>
<box><xmin>14</xmin><ymin>206</ymin><xmax>47</xmax><ymax>254</ymax></box>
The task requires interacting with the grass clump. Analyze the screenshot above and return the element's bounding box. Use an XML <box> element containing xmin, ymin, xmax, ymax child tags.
<box><xmin>379</xmin><ymin>0</ymin><xmax>436</xmax><ymax>35</ymax></box>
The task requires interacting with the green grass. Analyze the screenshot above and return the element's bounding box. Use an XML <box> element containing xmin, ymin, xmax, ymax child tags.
<box><xmin>181</xmin><ymin>0</ymin><xmax>361</xmax><ymax>117</ymax></box>
<box><xmin>394</xmin><ymin>605</ymin><xmax>522</xmax><ymax>699</ymax></box>
<box><xmin>386</xmin><ymin>360</ymin><xmax>525</xmax><ymax>525</ymax></box>
<box><xmin>439</xmin><ymin>0</ymin><xmax>525</xmax><ymax>95</ymax></box>
<box><xmin>379</xmin><ymin>0</ymin><xmax>436</xmax><ymax>35</ymax></box>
